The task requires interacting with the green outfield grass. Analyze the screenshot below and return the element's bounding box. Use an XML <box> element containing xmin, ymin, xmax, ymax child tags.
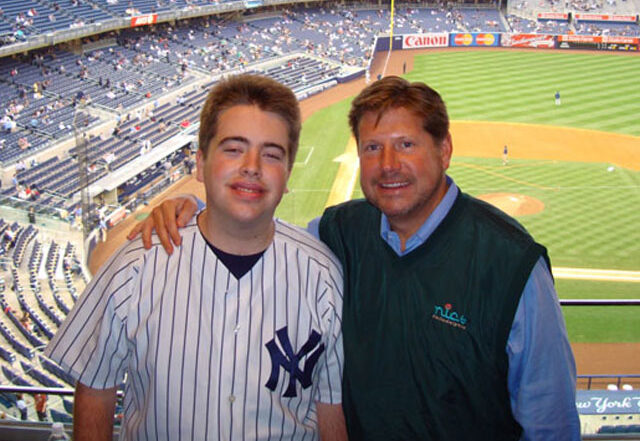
<box><xmin>558</xmin><ymin>279</ymin><xmax>639</xmax><ymax>342</ymax></box>
<box><xmin>276</xmin><ymin>50</ymin><xmax>640</xmax><ymax>342</ymax></box>
<box><xmin>407</xmin><ymin>51</ymin><xmax>640</xmax><ymax>136</ymax></box>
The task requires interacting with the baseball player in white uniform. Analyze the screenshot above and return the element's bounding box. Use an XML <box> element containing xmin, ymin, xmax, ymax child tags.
<box><xmin>45</xmin><ymin>74</ymin><xmax>347</xmax><ymax>441</ymax></box>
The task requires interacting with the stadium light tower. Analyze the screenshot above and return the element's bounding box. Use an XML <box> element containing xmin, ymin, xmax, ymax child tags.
<box><xmin>72</xmin><ymin>99</ymin><xmax>93</xmax><ymax>244</ymax></box>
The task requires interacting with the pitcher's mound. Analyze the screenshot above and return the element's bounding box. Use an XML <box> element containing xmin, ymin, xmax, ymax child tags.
<box><xmin>477</xmin><ymin>193</ymin><xmax>544</xmax><ymax>216</ymax></box>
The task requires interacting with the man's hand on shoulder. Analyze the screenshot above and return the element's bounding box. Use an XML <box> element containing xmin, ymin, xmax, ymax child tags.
<box><xmin>127</xmin><ymin>194</ymin><xmax>199</xmax><ymax>254</ymax></box>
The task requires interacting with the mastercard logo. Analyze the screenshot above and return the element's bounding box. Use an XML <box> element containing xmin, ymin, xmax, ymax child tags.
<box><xmin>476</xmin><ymin>33</ymin><xmax>496</xmax><ymax>45</ymax></box>
<box><xmin>454</xmin><ymin>34</ymin><xmax>474</xmax><ymax>46</ymax></box>
<box><xmin>454</xmin><ymin>33</ymin><xmax>496</xmax><ymax>46</ymax></box>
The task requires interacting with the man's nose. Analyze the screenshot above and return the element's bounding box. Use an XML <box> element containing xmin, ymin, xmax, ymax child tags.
<box><xmin>240</xmin><ymin>148</ymin><xmax>261</xmax><ymax>177</ymax></box>
<box><xmin>380</xmin><ymin>145</ymin><xmax>399</xmax><ymax>171</ymax></box>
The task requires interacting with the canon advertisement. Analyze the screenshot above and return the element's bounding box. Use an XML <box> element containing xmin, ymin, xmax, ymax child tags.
<box><xmin>403</xmin><ymin>33</ymin><xmax>449</xmax><ymax>49</ymax></box>
<box><xmin>557</xmin><ymin>35</ymin><xmax>639</xmax><ymax>51</ymax></box>
<box><xmin>450</xmin><ymin>33</ymin><xmax>500</xmax><ymax>47</ymax></box>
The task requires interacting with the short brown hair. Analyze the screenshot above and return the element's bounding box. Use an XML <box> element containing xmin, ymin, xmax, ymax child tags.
<box><xmin>348</xmin><ymin>76</ymin><xmax>449</xmax><ymax>145</ymax></box>
<box><xmin>198</xmin><ymin>74</ymin><xmax>301</xmax><ymax>169</ymax></box>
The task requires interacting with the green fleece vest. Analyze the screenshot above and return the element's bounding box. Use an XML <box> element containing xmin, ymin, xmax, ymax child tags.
<box><xmin>320</xmin><ymin>193</ymin><xmax>549</xmax><ymax>441</ymax></box>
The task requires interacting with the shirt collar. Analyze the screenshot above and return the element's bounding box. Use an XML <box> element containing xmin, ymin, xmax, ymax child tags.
<box><xmin>380</xmin><ymin>175</ymin><xmax>459</xmax><ymax>256</ymax></box>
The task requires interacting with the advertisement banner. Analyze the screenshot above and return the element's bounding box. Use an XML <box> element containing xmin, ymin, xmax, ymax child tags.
<box><xmin>450</xmin><ymin>33</ymin><xmax>499</xmax><ymax>47</ymax></box>
<box><xmin>537</xmin><ymin>12</ymin><xmax>569</xmax><ymax>20</ymax></box>
<box><xmin>402</xmin><ymin>33</ymin><xmax>449</xmax><ymax>49</ymax></box>
<box><xmin>576</xmin><ymin>390</ymin><xmax>640</xmax><ymax>415</ymax></box>
<box><xmin>574</xmin><ymin>13</ymin><xmax>637</xmax><ymax>22</ymax></box>
<box><xmin>557</xmin><ymin>34</ymin><xmax>639</xmax><ymax>51</ymax></box>
<box><xmin>558</xmin><ymin>35</ymin><xmax>639</xmax><ymax>44</ymax></box>
<box><xmin>130</xmin><ymin>14</ymin><xmax>157</xmax><ymax>27</ymax></box>
<box><xmin>501</xmin><ymin>33</ymin><xmax>555</xmax><ymax>48</ymax></box>
<box><xmin>244</xmin><ymin>0</ymin><xmax>263</xmax><ymax>8</ymax></box>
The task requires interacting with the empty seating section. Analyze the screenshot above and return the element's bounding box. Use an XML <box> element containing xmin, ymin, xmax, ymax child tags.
<box><xmin>39</xmin><ymin>355</ymin><xmax>75</xmax><ymax>386</ymax></box>
<box><xmin>0</xmin><ymin>218</ymin><xmax>85</xmax><ymax>402</ymax></box>
<box><xmin>264</xmin><ymin>57</ymin><xmax>340</xmax><ymax>94</ymax></box>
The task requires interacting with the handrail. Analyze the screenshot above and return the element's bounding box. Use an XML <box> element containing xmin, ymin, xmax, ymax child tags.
<box><xmin>561</xmin><ymin>300</ymin><xmax>640</xmax><ymax>306</ymax></box>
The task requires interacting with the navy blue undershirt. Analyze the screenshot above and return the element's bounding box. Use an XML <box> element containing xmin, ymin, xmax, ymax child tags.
<box><xmin>203</xmin><ymin>236</ymin><xmax>265</xmax><ymax>279</ymax></box>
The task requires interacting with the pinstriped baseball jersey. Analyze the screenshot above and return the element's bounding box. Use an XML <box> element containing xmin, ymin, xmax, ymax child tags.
<box><xmin>44</xmin><ymin>218</ymin><xmax>344</xmax><ymax>441</ymax></box>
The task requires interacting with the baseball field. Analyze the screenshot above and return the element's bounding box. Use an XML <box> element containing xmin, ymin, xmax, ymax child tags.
<box><xmin>92</xmin><ymin>49</ymin><xmax>639</xmax><ymax>373</ymax></box>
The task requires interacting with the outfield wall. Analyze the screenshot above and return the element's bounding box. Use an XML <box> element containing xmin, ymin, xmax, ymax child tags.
<box><xmin>376</xmin><ymin>32</ymin><xmax>640</xmax><ymax>52</ymax></box>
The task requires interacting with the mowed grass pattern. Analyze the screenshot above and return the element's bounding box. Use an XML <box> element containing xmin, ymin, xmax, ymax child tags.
<box><xmin>449</xmin><ymin>157</ymin><xmax>640</xmax><ymax>271</ymax></box>
<box><xmin>407</xmin><ymin>51</ymin><xmax>640</xmax><ymax>136</ymax></box>
<box><xmin>276</xmin><ymin>50</ymin><xmax>640</xmax><ymax>342</ymax></box>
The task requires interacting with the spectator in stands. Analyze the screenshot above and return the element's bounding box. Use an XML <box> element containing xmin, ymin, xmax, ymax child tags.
<box><xmin>17</xmin><ymin>137</ymin><xmax>30</xmax><ymax>150</ymax></box>
<box><xmin>45</xmin><ymin>74</ymin><xmax>346</xmax><ymax>441</ymax></box>
<box><xmin>19</xmin><ymin>311</ymin><xmax>32</xmax><ymax>331</ymax></box>
<box><xmin>16</xmin><ymin>394</ymin><xmax>27</xmax><ymax>420</ymax></box>
<box><xmin>135</xmin><ymin>76</ymin><xmax>580</xmax><ymax>440</ymax></box>
<box><xmin>34</xmin><ymin>393</ymin><xmax>47</xmax><ymax>421</ymax></box>
<box><xmin>1</xmin><ymin>115</ymin><xmax>16</xmax><ymax>133</ymax></box>
<box><xmin>17</xmin><ymin>186</ymin><xmax>28</xmax><ymax>200</ymax></box>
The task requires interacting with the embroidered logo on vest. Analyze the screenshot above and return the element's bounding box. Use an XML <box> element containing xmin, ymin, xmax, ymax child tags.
<box><xmin>265</xmin><ymin>326</ymin><xmax>325</xmax><ymax>397</ymax></box>
<box><xmin>432</xmin><ymin>303</ymin><xmax>468</xmax><ymax>330</ymax></box>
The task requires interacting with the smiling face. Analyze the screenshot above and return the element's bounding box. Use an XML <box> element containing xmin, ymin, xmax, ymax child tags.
<box><xmin>357</xmin><ymin>106</ymin><xmax>452</xmax><ymax>241</ymax></box>
<box><xmin>196</xmin><ymin>104</ymin><xmax>290</xmax><ymax>234</ymax></box>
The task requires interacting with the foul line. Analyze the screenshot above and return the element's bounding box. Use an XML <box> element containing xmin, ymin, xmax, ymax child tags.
<box><xmin>325</xmin><ymin>136</ymin><xmax>359</xmax><ymax>208</ymax></box>
<box><xmin>554</xmin><ymin>267</ymin><xmax>640</xmax><ymax>283</ymax></box>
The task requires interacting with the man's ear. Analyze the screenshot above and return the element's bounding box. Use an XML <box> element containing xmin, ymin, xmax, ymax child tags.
<box><xmin>195</xmin><ymin>149</ymin><xmax>205</xmax><ymax>183</ymax></box>
<box><xmin>440</xmin><ymin>132</ymin><xmax>453</xmax><ymax>170</ymax></box>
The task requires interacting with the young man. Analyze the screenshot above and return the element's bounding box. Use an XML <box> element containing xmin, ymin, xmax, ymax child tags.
<box><xmin>131</xmin><ymin>77</ymin><xmax>579</xmax><ymax>440</ymax></box>
<box><xmin>45</xmin><ymin>75</ymin><xmax>346</xmax><ymax>441</ymax></box>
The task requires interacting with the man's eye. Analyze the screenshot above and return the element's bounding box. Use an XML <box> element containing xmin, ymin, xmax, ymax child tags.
<box><xmin>263</xmin><ymin>148</ymin><xmax>284</xmax><ymax>161</ymax></box>
<box><xmin>364</xmin><ymin>144</ymin><xmax>380</xmax><ymax>152</ymax></box>
<box><xmin>400</xmin><ymin>141</ymin><xmax>413</xmax><ymax>149</ymax></box>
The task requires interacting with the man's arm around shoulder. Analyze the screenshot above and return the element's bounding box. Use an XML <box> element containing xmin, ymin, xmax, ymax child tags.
<box><xmin>316</xmin><ymin>402</ymin><xmax>348</xmax><ymax>441</ymax></box>
<box><xmin>74</xmin><ymin>381</ymin><xmax>118</xmax><ymax>441</ymax></box>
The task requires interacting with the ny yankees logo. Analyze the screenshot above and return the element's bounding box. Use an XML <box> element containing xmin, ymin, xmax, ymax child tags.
<box><xmin>265</xmin><ymin>326</ymin><xmax>325</xmax><ymax>397</ymax></box>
